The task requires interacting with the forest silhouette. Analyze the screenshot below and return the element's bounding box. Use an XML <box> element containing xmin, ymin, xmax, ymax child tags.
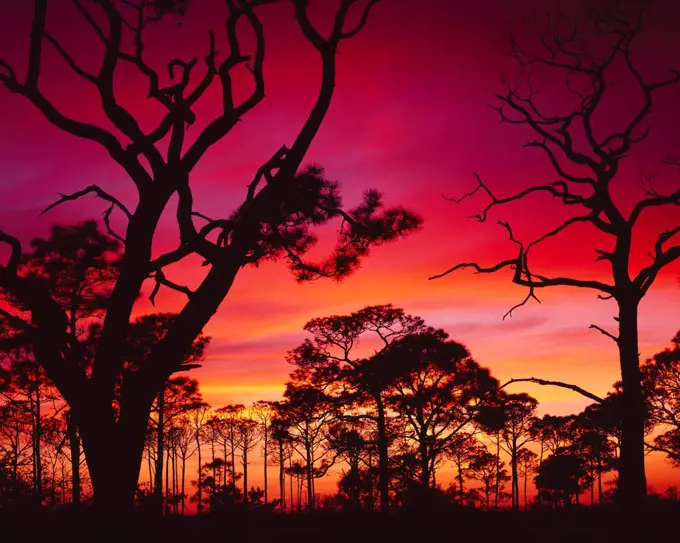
<box><xmin>0</xmin><ymin>0</ymin><xmax>679</xmax><ymax>541</ymax></box>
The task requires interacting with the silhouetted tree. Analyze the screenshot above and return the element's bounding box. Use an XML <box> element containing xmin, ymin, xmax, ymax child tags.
<box><xmin>385</xmin><ymin>330</ymin><xmax>498</xmax><ymax>489</ymax></box>
<box><xmin>531</xmin><ymin>415</ymin><xmax>577</xmax><ymax>461</ymax></box>
<box><xmin>467</xmin><ymin>448</ymin><xmax>510</xmax><ymax>510</ymax></box>
<box><xmin>0</xmin><ymin>0</ymin><xmax>420</xmax><ymax>512</ymax></box>
<box><xmin>1</xmin><ymin>221</ymin><xmax>120</xmax><ymax>504</ymax></box>
<box><xmin>237</xmin><ymin>411</ymin><xmax>261</xmax><ymax>504</ymax></box>
<box><xmin>517</xmin><ymin>448</ymin><xmax>538</xmax><ymax>510</ymax></box>
<box><xmin>433</xmin><ymin>1</ymin><xmax>680</xmax><ymax>509</ymax></box>
<box><xmin>535</xmin><ymin>449</ymin><xmax>585</xmax><ymax>509</ymax></box>
<box><xmin>252</xmin><ymin>401</ymin><xmax>275</xmax><ymax>503</ymax></box>
<box><xmin>326</xmin><ymin>420</ymin><xmax>376</xmax><ymax>511</ymax></box>
<box><xmin>288</xmin><ymin>304</ymin><xmax>427</xmax><ymax>512</ymax></box>
<box><xmin>446</xmin><ymin>432</ymin><xmax>482</xmax><ymax>506</ymax></box>
<box><xmin>499</xmin><ymin>393</ymin><xmax>538</xmax><ymax>509</ymax></box>
<box><xmin>148</xmin><ymin>375</ymin><xmax>206</xmax><ymax>514</ymax></box>
<box><xmin>270</xmin><ymin>415</ymin><xmax>293</xmax><ymax>512</ymax></box>
<box><xmin>278</xmin><ymin>383</ymin><xmax>338</xmax><ymax>510</ymax></box>
<box><xmin>187</xmin><ymin>403</ymin><xmax>210</xmax><ymax>514</ymax></box>
<box><xmin>642</xmin><ymin>330</ymin><xmax>680</xmax><ymax>464</ymax></box>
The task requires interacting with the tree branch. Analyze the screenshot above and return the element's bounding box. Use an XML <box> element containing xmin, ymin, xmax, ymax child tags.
<box><xmin>41</xmin><ymin>184</ymin><xmax>132</xmax><ymax>219</ymax></box>
<box><xmin>500</xmin><ymin>377</ymin><xmax>604</xmax><ymax>403</ymax></box>
<box><xmin>589</xmin><ymin>324</ymin><xmax>619</xmax><ymax>343</ymax></box>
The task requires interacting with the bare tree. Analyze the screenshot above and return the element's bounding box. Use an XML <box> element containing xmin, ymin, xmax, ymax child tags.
<box><xmin>433</xmin><ymin>1</ymin><xmax>680</xmax><ymax>509</ymax></box>
<box><xmin>0</xmin><ymin>0</ymin><xmax>420</xmax><ymax>512</ymax></box>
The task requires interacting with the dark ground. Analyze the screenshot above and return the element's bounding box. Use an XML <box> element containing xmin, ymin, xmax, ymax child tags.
<box><xmin>1</xmin><ymin>505</ymin><xmax>677</xmax><ymax>543</ymax></box>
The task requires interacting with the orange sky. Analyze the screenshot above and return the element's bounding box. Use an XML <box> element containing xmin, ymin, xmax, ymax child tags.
<box><xmin>1</xmin><ymin>0</ymin><xmax>679</xmax><ymax>498</ymax></box>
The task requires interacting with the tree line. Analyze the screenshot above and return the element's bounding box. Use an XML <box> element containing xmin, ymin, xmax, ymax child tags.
<box><xmin>1</xmin><ymin>222</ymin><xmax>679</xmax><ymax>514</ymax></box>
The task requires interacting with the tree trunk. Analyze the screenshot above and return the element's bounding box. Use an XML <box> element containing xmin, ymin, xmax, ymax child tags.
<box><xmin>616</xmin><ymin>297</ymin><xmax>647</xmax><ymax>510</ymax></box>
<box><xmin>419</xmin><ymin>437</ymin><xmax>429</xmax><ymax>488</ymax></box>
<box><xmin>79</xmin><ymin>402</ymin><xmax>149</xmax><ymax>517</ymax></box>
<box><xmin>181</xmin><ymin>456</ymin><xmax>186</xmax><ymax>515</ymax></box>
<box><xmin>33</xmin><ymin>374</ymin><xmax>42</xmax><ymax>498</ymax></box>
<box><xmin>494</xmin><ymin>434</ymin><xmax>501</xmax><ymax>509</ymax></box>
<box><xmin>263</xmin><ymin>428</ymin><xmax>268</xmax><ymax>504</ymax></box>
<box><xmin>243</xmin><ymin>446</ymin><xmax>249</xmax><ymax>504</ymax></box>
<box><xmin>67</xmin><ymin>412</ymin><xmax>80</xmax><ymax>505</ymax></box>
<box><xmin>164</xmin><ymin>442</ymin><xmax>169</xmax><ymax>515</ymax></box>
<box><xmin>457</xmin><ymin>462</ymin><xmax>464</xmax><ymax>506</ymax></box>
<box><xmin>196</xmin><ymin>432</ymin><xmax>203</xmax><ymax>514</ymax></box>
<box><xmin>154</xmin><ymin>390</ymin><xmax>165</xmax><ymax>514</ymax></box>
<box><xmin>375</xmin><ymin>398</ymin><xmax>390</xmax><ymax>513</ymax></box>
<box><xmin>306</xmin><ymin>445</ymin><xmax>314</xmax><ymax>510</ymax></box>
<box><xmin>279</xmin><ymin>442</ymin><xmax>285</xmax><ymax>513</ymax></box>
<box><xmin>510</xmin><ymin>440</ymin><xmax>518</xmax><ymax>510</ymax></box>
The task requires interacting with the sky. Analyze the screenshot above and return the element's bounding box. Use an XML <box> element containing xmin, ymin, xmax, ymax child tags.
<box><xmin>1</xmin><ymin>0</ymin><xmax>679</xmax><ymax>497</ymax></box>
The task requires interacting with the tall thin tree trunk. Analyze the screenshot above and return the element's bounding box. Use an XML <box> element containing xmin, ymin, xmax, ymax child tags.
<box><xmin>181</xmin><ymin>456</ymin><xmax>186</xmax><ymax>515</ymax></box>
<box><xmin>494</xmin><ymin>433</ymin><xmax>501</xmax><ymax>509</ymax></box>
<box><xmin>279</xmin><ymin>442</ymin><xmax>285</xmax><ymax>513</ymax></box>
<box><xmin>195</xmin><ymin>432</ymin><xmax>203</xmax><ymax>514</ymax></box>
<box><xmin>510</xmin><ymin>440</ymin><xmax>518</xmax><ymax>510</ymax></box>
<box><xmin>34</xmin><ymin>373</ymin><xmax>43</xmax><ymax>498</ymax></box>
<box><xmin>164</xmin><ymin>439</ymin><xmax>170</xmax><ymax>515</ymax></box>
<box><xmin>375</xmin><ymin>398</ymin><xmax>390</xmax><ymax>513</ymax></box>
<box><xmin>154</xmin><ymin>390</ymin><xmax>165</xmax><ymax>514</ymax></box>
<box><xmin>306</xmin><ymin>444</ymin><xmax>313</xmax><ymax>510</ymax></box>
<box><xmin>243</xmin><ymin>446</ymin><xmax>248</xmax><ymax>504</ymax></box>
<box><xmin>67</xmin><ymin>411</ymin><xmax>80</xmax><ymax>505</ymax></box>
<box><xmin>289</xmin><ymin>463</ymin><xmax>293</xmax><ymax>512</ymax></box>
<box><xmin>419</xmin><ymin>437</ymin><xmax>429</xmax><ymax>488</ymax></box>
<box><xmin>263</xmin><ymin>427</ymin><xmax>268</xmax><ymax>504</ymax></box>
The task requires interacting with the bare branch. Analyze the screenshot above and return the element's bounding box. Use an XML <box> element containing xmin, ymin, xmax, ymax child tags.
<box><xmin>44</xmin><ymin>32</ymin><xmax>97</xmax><ymax>83</ymax></box>
<box><xmin>500</xmin><ymin>377</ymin><xmax>604</xmax><ymax>403</ymax></box>
<box><xmin>589</xmin><ymin>324</ymin><xmax>619</xmax><ymax>343</ymax></box>
<box><xmin>149</xmin><ymin>269</ymin><xmax>193</xmax><ymax>306</ymax></box>
<box><xmin>72</xmin><ymin>0</ymin><xmax>107</xmax><ymax>42</ymax></box>
<box><xmin>40</xmin><ymin>185</ymin><xmax>132</xmax><ymax>219</ymax></box>
<box><xmin>634</xmin><ymin>225</ymin><xmax>680</xmax><ymax>295</ymax></box>
<box><xmin>524</xmin><ymin>139</ymin><xmax>595</xmax><ymax>185</ymax></box>
<box><xmin>337</xmin><ymin>0</ymin><xmax>381</xmax><ymax>41</ymax></box>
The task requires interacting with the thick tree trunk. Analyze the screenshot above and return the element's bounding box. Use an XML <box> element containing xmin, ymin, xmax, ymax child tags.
<box><xmin>375</xmin><ymin>398</ymin><xmax>390</xmax><ymax>512</ymax></box>
<box><xmin>616</xmin><ymin>298</ymin><xmax>647</xmax><ymax>510</ymax></box>
<box><xmin>419</xmin><ymin>437</ymin><xmax>429</xmax><ymax>488</ymax></box>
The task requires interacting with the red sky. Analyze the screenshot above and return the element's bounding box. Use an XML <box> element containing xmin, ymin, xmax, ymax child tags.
<box><xmin>1</xmin><ymin>0</ymin><xmax>679</xmax><ymax>496</ymax></box>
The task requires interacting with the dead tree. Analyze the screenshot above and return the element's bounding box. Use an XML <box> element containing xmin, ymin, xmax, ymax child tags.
<box><xmin>432</xmin><ymin>1</ymin><xmax>679</xmax><ymax>510</ymax></box>
<box><xmin>0</xmin><ymin>0</ymin><xmax>419</xmax><ymax>513</ymax></box>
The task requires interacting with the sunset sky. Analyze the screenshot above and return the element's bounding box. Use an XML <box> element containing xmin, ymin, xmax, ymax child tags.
<box><xmin>1</xmin><ymin>0</ymin><xmax>679</xmax><ymax>495</ymax></box>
